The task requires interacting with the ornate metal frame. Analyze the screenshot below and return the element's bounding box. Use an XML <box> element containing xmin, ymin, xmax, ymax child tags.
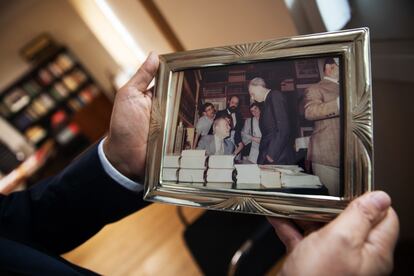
<box><xmin>144</xmin><ymin>28</ymin><xmax>373</xmax><ymax>221</ymax></box>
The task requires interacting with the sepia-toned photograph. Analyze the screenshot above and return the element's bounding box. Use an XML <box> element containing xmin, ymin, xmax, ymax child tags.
<box><xmin>162</xmin><ymin>56</ymin><xmax>343</xmax><ymax>197</ymax></box>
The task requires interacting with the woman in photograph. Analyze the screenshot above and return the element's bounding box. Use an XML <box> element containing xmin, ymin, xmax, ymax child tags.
<box><xmin>241</xmin><ymin>103</ymin><xmax>262</xmax><ymax>163</ymax></box>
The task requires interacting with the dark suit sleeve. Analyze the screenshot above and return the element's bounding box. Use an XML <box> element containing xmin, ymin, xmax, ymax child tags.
<box><xmin>0</xmin><ymin>144</ymin><xmax>149</xmax><ymax>254</ymax></box>
<box><xmin>267</xmin><ymin>92</ymin><xmax>290</xmax><ymax>161</ymax></box>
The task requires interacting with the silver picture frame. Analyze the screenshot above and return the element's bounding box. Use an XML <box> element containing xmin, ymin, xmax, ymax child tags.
<box><xmin>144</xmin><ymin>28</ymin><xmax>373</xmax><ymax>221</ymax></box>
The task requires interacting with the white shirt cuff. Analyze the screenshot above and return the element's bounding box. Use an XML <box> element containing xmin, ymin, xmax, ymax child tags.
<box><xmin>98</xmin><ymin>138</ymin><xmax>143</xmax><ymax>193</ymax></box>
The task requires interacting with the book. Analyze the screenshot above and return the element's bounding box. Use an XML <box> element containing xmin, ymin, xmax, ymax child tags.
<box><xmin>205</xmin><ymin>182</ymin><xmax>233</xmax><ymax>189</ymax></box>
<box><xmin>181</xmin><ymin>149</ymin><xmax>205</xmax><ymax>157</ymax></box>
<box><xmin>179</xmin><ymin>169</ymin><xmax>205</xmax><ymax>183</ymax></box>
<box><xmin>208</xmin><ymin>155</ymin><xmax>234</xmax><ymax>169</ymax></box>
<box><xmin>163</xmin><ymin>155</ymin><xmax>180</xmax><ymax>168</ymax></box>
<box><xmin>162</xmin><ymin>168</ymin><xmax>178</xmax><ymax>182</ymax></box>
<box><xmin>180</xmin><ymin>156</ymin><xmax>207</xmax><ymax>169</ymax></box>
<box><xmin>235</xmin><ymin>164</ymin><xmax>260</xmax><ymax>184</ymax></box>
<box><xmin>206</xmin><ymin>168</ymin><xmax>234</xmax><ymax>183</ymax></box>
<box><xmin>260</xmin><ymin>168</ymin><xmax>282</xmax><ymax>188</ymax></box>
<box><xmin>281</xmin><ymin>173</ymin><xmax>322</xmax><ymax>188</ymax></box>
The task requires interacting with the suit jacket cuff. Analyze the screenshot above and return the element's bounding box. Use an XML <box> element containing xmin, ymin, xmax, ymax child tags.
<box><xmin>98</xmin><ymin>138</ymin><xmax>143</xmax><ymax>193</ymax></box>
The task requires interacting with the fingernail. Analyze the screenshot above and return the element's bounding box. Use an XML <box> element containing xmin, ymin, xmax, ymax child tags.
<box><xmin>369</xmin><ymin>191</ymin><xmax>391</xmax><ymax>211</ymax></box>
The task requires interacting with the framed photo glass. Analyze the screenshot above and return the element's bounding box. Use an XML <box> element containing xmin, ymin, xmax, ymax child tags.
<box><xmin>144</xmin><ymin>28</ymin><xmax>373</xmax><ymax>221</ymax></box>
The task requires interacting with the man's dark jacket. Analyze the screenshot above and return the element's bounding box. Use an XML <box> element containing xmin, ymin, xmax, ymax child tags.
<box><xmin>0</xmin><ymin>144</ymin><xmax>148</xmax><ymax>275</ymax></box>
<box><xmin>258</xmin><ymin>90</ymin><xmax>295</xmax><ymax>165</ymax></box>
<box><xmin>215</xmin><ymin>108</ymin><xmax>244</xmax><ymax>145</ymax></box>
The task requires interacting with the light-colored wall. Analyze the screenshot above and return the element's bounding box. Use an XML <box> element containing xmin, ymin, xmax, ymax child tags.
<box><xmin>154</xmin><ymin>0</ymin><xmax>298</xmax><ymax>49</ymax></box>
<box><xmin>0</xmin><ymin>0</ymin><xmax>119</xmax><ymax>92</ymax></box>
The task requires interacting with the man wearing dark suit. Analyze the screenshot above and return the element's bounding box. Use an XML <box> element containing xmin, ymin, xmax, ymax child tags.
<box><xmin>214</xmin><ymin>95</ymin><xmax>244</xmax><ymax>156</ymax></box>
<box><xmin>248</xmin><ymin>77</ymin><xmax>294</xmax><ymax>165</ymax></box>
<box><xmin>0</xmin><ymin>53</ymin><xmax>159</xmax><ymax>275</ymax></box>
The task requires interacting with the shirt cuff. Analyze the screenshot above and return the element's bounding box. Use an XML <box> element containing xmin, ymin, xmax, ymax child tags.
<box><xmin>98</xmin><ymin>138</ymin><xmax>143</xmax><ymax>193</ymax></box>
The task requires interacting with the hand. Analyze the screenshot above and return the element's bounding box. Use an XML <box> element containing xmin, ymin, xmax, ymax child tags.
<box><xmin>266</xmin><ymin>155</ymin><xmax>274</xmax><ymax>163</ymax></box>
<box><xmin>252</xmin><ymin>136</ymin><xmax>261</xmax><ymax>144</ymax></box>
<box><xmin>268</xmin><ymin>191</ymin><xmax>399</xmax><ymax>276</ymax></box>
<box><xmin>104</xmin><ymin>52</ymin><xmax>159</xmax><ymax>180</ymax></box>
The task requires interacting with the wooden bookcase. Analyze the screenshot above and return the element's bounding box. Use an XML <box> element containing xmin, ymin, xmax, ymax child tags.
<box><xmin>0</xmin><ymin>47</ymin><xmax>112</xmax><ymax>183</ymax></box>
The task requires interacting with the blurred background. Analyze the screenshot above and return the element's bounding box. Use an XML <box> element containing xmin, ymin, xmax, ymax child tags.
<box><xmin>0</xmin><ymin>0</ymin><xmax>412</xmax><ymax>275</ymax></box>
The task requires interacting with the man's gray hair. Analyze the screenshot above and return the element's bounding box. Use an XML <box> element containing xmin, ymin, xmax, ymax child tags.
<box><xmin>249</xmin><ymin>77</ymin><xmax>267</xmax><ymax>88</ymax></box>
<box><xmin>212</xmin><ymin>117</ymin><xmax>226</xmax><ymax>134</ymax></box>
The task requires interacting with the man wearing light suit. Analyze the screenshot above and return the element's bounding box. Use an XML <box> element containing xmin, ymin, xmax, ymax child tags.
<box><xmin>197</xmin><ymin>117</ymin><xmax>235</xmax><ymax>155</ymax></box>
<box><xmin>305</xmin><ymin>57</ymin><xmax>341</xmax><ymax>196</ymax></box>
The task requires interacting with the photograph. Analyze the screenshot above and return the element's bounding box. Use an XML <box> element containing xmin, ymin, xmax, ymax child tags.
<box><xmin>145</xmin><ymin>28</ymin><xmax>373</xmax><ymax>221</ymax></box>
<box><xmin>162</xmin><ymin>55</ymin><xmax>343</xmax><ymax>197</ymax></box>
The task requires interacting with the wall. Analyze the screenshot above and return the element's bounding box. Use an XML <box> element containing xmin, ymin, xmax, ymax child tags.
<box><xmin>0</xmin><ymin>0</ymin><xmax>119</xmax><ymax>93</ymax></box>
<box><xmin>154</xmin><ymin>0</ymin><xmax>298</xmax><ymax>49</ymax></box>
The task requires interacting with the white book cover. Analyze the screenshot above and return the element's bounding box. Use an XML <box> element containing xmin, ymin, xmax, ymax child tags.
<box><xmin>260</xmin><ymin>169</ymin><xmax>282</xmax><ymax>188</ymax></box>
<box><xmin>281</xmin><ymin>173</ymin><xmax>322</xmax><ymax>188</ymax></box>
<box><xmin>163</xmin><ymin>155</ymin><xmax>180</xmax><ymax>168</ymax></box>
<box><xmin>235</xmin><ymin>164</ymin><xmax>261</xmax><ymax>184</ymax></box>
<box><xmin>208</xmin><ymin>155</ymin><xmax>235</xmax><ymax>169</ymax></box>
<box><xmin>180</xmin><ymin>156</ymin><xmax>207</xmax><ymax>169</ymax></box>
<box><xmin>236</xmin><ymin>183</ymin><xmax>261</xmax><ymax>189</ymax></box>
<box><xmin>205</xmin><ymin>182</ymin><xmax>233</xmax><ymax>189</ymax></box>
<box><xmin>179</xmin><ymin>169</ymin><xmax>205</xmax><ymax>183</ymax></box>
<box><xmin>162</xmin><ymin>168</ymin><xmax>178</xmax><ymax>181</ymax></box>
<box><xmin>206</xmin><ymin>168</ymin><xmax>234</xmax><ymax>182</ymax></box>
<box><xmin>181</xmin><ymin>149</ymin><xmax>206</xmax><ymax>157</ymax></box>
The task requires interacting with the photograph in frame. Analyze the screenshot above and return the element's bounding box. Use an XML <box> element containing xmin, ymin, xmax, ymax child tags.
<box><xmin>144</xmin><ymin>28</ymin><xmax>373</xmax><ymax>221</ymax></box>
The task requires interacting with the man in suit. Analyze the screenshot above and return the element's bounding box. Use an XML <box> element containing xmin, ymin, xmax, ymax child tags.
<box><xmin>0</xmin><ymin>52</ymin><xmax>399</xmax><ymax>276</ymax></box>
<box><xmin>248</xmin><ymin>77</ymin><xmax>294</xmax><ymax>165</ymax></box>
<box><xmin>197</xmin><ymin>117</ymin><xmax>235</xmax><ymax>155</ymax></box>
<box><xmin>304</xmin><ymin>57</ymin><xmax>340</xmax><ymax>196</ymax></box>
<box><xmin>0</xmin><ymin>53</ymin><xmax>159</xmax><ymax>275</ymax></box>
<box><xmin>214</xmin><ymin>95</ymin><xmax>244</xmax><ymax>156</ymax></box>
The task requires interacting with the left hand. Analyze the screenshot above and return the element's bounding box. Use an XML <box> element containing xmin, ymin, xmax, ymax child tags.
<box><xmin>104</xmin><ymin>52</ymin><xmax>159</xmax><ymax>180</ymax></box>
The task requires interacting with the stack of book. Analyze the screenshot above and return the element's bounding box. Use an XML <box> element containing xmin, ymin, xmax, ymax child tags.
<box><xmin>259</xmin><ymin>165</ymin><xmax>322</xmax><ymax>189</ymax></box>
<box><xmin>260</xmin><ymin>167</ymin><xmax>282</xmax><ymax>188</ymax></box>
<box><xmin>235</xmin><ymin>163</ymin><xmax>261</xmax><ymax>188</ymax></box>
<box><xmin>162</xmin><ymin>155</ymin><xmax>180</xmax><ymax>182</ymax></box>
<box><xmin>206</xmin><ymin>155</ymin><xmax>235</xmax><ymax>183</ymax></box>
<box><xmin>281</xmin><ymin>172</ymin><xmax>322</xmax><ymax>188</ymax></box>
<box><xmin>178</xmin><ymin>150</ymin><xmax>206</xmax><ymax>182</ymax></box>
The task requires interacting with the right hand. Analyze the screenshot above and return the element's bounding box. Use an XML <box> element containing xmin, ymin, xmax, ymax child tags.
<box><xmin>268</xmin><ymin>191</ymin><xmax>399</xmax><ymax>276</ymax></box>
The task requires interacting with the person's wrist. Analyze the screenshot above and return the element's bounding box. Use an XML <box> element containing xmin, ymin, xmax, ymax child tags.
<box><xmin>103</xmin><ymin>137</ymin><xmax>138</xmax><ymax>180</ymax></box>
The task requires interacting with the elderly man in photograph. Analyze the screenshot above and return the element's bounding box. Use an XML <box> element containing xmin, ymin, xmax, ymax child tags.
<box><xmin>214</xmin><ymin>95</ymin><xmax>244</xmax><ymax>156</ymax></box>
<box><xmin>304</xmin><ymin>57</ymin><xmax>340</xmax><ymax>196</ymax></box>
<box><xmin>248</xmin><ymin>77</ymin><xmax>294</xmax><ymax>165</ymax></box>
<box><xmin>197</xmin><ymin>117</ymin><xmax>235</xmax><ymax>155</ymax></box>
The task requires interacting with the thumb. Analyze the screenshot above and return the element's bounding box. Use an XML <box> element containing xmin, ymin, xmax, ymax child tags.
<box><xmin>324</xmin><ymin>191</ymin><xmax>391</xmax><ymax>246</ymax></box>
<box><xmin>127</xmin><ymin>52</ymin><xmax>159</xmax><ymax>91</ymax></box>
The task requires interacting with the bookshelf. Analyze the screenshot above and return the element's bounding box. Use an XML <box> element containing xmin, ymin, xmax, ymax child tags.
<box><xmin>0</xmin><ymin>47</ymin><xmax>103</xmax><ymax>149</ymax></box>
<box><xmin>0</xmin><ymin>46</ymin><xmax>112</xmax><ymax>185</ymax></box>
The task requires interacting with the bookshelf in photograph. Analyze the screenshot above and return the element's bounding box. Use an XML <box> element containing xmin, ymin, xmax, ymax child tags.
<box><xmin>0</xmin><ymin>47</ymin><xmax>103</xmax><ymax>148</ymax></box>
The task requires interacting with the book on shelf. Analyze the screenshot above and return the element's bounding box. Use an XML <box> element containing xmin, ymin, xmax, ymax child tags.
<box><xmin>208</xmin><ymin>155</ymin><xmax>234</xmax><ymax>169</ymax></box>
<box><xmin>178</xmin><ymin>168</ymin><xmax>205</xmax><ymax>183</ymax></box>
<box><xmin>206</xmin><ymin>168</ymin><xmax>234</xmax><ymax>183</ymax></box>
<box><xmin>162</xmin><ymin>168</ymin><xmax>178</xmax><ymax>182</ymax></box>
<box><xmin>3</xmin><ymin>88</ymin><xmax>30</xmax><ymax>113</ymax></box>
<box><xmin>163</xmin><ymin>155</ymin><xmax>180</xmax><ymax>168</ymax></box>
<box><xmin>235</xmin><ymin>164</ymin><xmax>261</xmax><ymax>184</ymax></box>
